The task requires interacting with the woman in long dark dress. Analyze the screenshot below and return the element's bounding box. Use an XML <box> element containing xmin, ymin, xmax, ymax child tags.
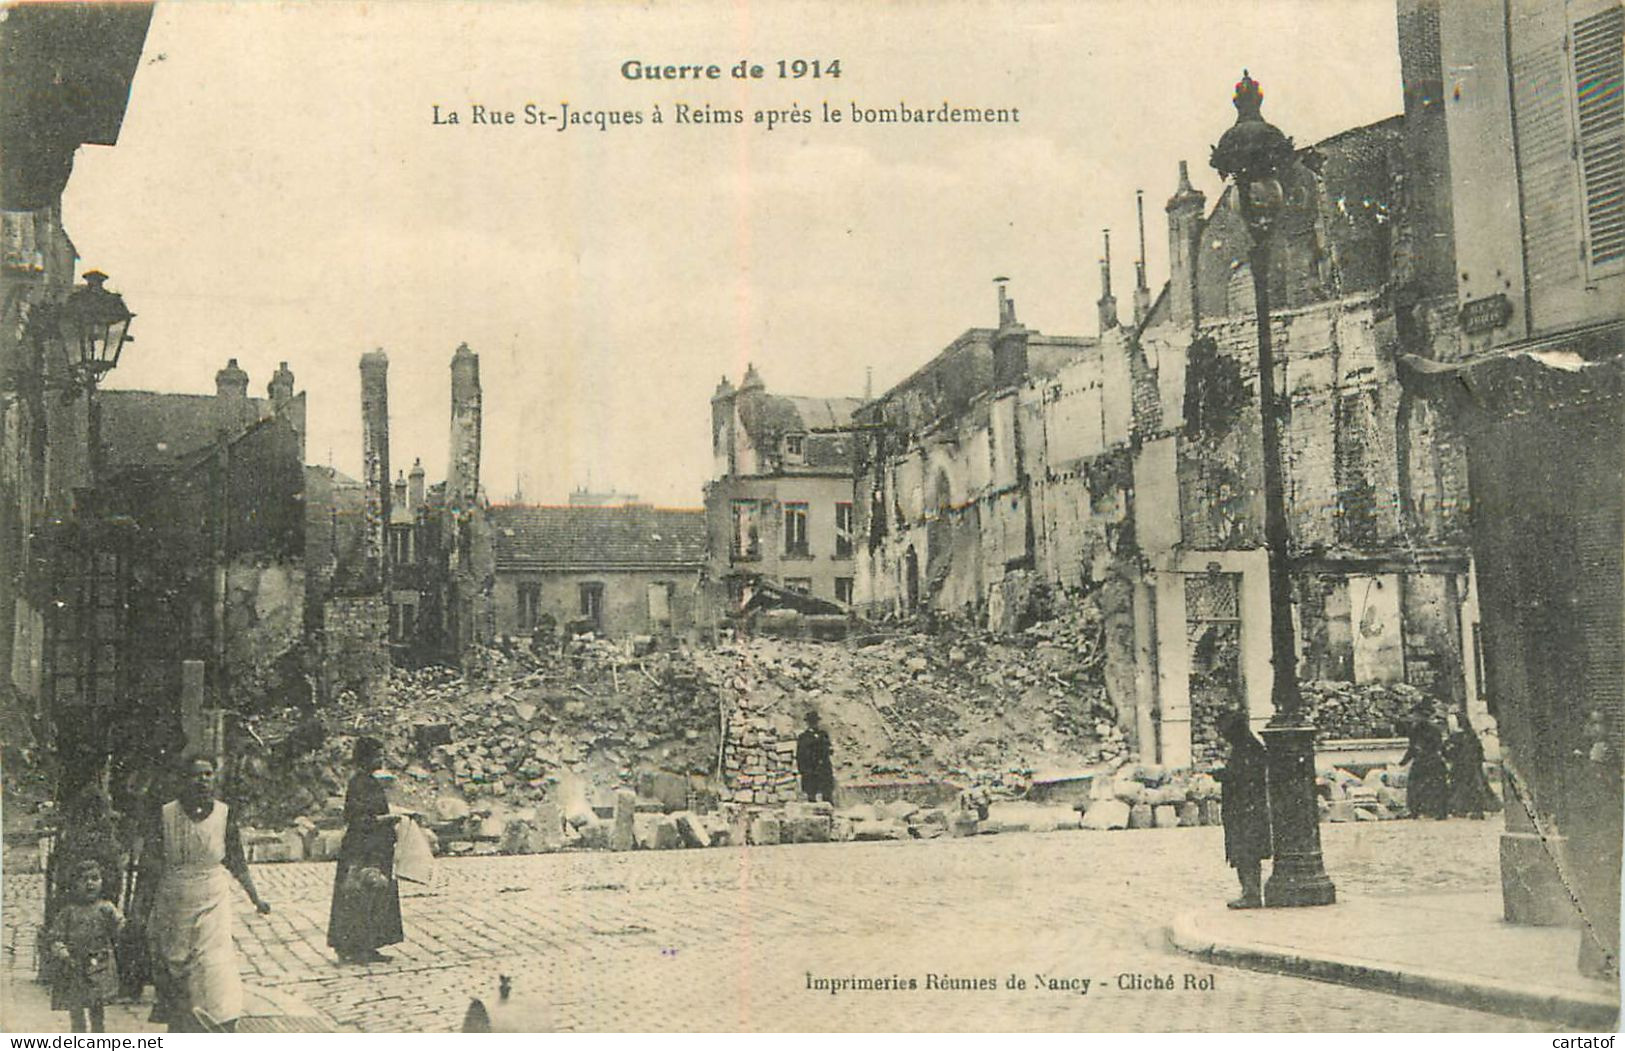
<box><xmin>1402</xmin><ymin>718</ymin><xmax>1449</xmax><ymax>820</ymax></box>
<box><xmin>1214</xmin><ymin>710</ymin><xmax>1271</xmax><ymax>909</ymax></box>
<box><xmin>1444</xmin><ymin>717</ymin><xmax>1500</xmax><ymax>818</ymax></box>
<box><xmin>327</xmin><ymin>737</ymin><xmax>404</xmax><ymax>964</ymax></box>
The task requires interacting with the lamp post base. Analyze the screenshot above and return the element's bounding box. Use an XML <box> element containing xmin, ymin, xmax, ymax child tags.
<box><xmin>1261</xmin><ymin>724</ymin><xmax>1337</xmax><ymax>908</ymax></box>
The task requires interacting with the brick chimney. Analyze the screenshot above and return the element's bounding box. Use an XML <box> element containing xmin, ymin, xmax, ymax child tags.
<box><xmin>1133</xmin><ymin>190</ymin><xmax>1152</xmax><ymax>326</ymax></box>
<box><xmin>447</xmin><ymin>343</ymin><xmax>482</xmax><ymax>509</ymax></box>
<box><xmin>1166</xmin><ymin>161</ymin><xmax>1208</xmax><ymax>327</ymax></box>
<box><xmin>215</xmin><ymin>358</ymin><xmax>253</xmax><ymax>433</ymax></box>
<box><xmin>267</xmin><ymin>361</ymin><xmax>294</xmax><ymax>408</ymax></box>
<box><xmin>408</xmin><ymin>458</ymin><xmax>425</xmax><ymax>510</ymax></box>
<box><xmin>360</xmin><ymin>348</ymin><xmax>391</xmax><ymax>591</ymax></box>
<box><xmin>992</xmin><ymin>278</ymin><xmax>1029</xmax><ymax>388</ymax></box>
<box><xmin>711</xmin><ymin>375</ymin><xmax>736</xmax><ymax>479</ymax></box>
<box><xmin>1097</xmin><ymin>229</ymin><xmax>1120</xmax><ymax>333</ymax></box>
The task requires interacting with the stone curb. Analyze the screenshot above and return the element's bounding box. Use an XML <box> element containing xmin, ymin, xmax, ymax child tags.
<box><xmin>1167</xmin><ymin>911</ymin><xmax>1620</xmax><ymax>1029</ymax></box>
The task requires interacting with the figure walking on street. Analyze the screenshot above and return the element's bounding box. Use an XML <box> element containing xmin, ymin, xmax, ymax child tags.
<box><xmin>1214</xmin><ymin>709</ymin><xmax>1271</xmax><ymax>909</ymax></box>
<box><xmin>1444</xmin><ymin>715</ymin><xmax>1499</xmax><ymax>819</ymax></box>
<box><xmin>136</xmin><ymin>755</ymin><xmax>271</xmax><ymax>1032</ymax></box>
<box><xmin>45</xmin><ymin>859</ymin><xmax>125</xmax><ymax>1033</ymax></box>
<box><xmin>327</xmin><ymin>736</ymin><xmax>405</xmax><ymax>964</ymax></box>
<box><xmin>796</xmin><ymin>710</ymin><xmax>836</xmax><ymax>804</ymax></box>
<box><xmin>1403</xmin><ymin>717</ymin><xmax>1449</xmax><ymax>820</ymax></box>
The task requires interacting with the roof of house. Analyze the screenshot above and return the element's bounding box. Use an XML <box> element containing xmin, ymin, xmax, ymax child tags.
<box><xmin>735</xmin><ymin>392</ymin><xmax>862</xmax><ymax>472</ymax></box>
<box><xmin>488</xmin><ymin>504</ymin><xmax>708</xmax><ymax>570</ymax></box>
<box><xmin>100</xmin><ymin>390</ymin><xmax>272</xmax><ymax>473</ymax></box>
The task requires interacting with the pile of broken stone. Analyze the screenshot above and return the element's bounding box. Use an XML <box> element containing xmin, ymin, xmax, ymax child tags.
<box><xmin>235</xmin><ymin>760</ymin><xmax>1240</xmax><ymax>864</ymax></box>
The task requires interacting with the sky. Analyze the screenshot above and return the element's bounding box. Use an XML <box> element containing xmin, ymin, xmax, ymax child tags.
<box><xmin>63</xmin><ymin>0</ymin><xmax>1403</xmax><ymax>507</ymax></box>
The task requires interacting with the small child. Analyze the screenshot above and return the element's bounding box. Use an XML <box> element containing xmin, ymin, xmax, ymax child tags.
<box><xmin>45</xmin><ymin>859</ymin><xmax>124</xmax><ymax>1033</ymax></box>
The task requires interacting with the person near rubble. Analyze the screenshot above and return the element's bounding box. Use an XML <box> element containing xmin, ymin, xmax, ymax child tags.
<box><xmin>1213</xmin><ymin>709</ymin><xmax>1270</xmax><ymax>909</ymax></box>
<box><xmin>796</xmin><ymin>710</ymin><xmax>836</xmax><ymax>804</ymax></box>
<box><xmin>136</xmin><ymin>754</ymin><xmax>271</xmax><ymax>1032</ymax></box>
<box><xmin>1401</xmin><ymin>717</ymin><xmax>1449</xmax><ymax>820</ymax></box>
<box><xmin>1444</xmin><ymin>715</ymin><xmax>1499</xmax><ymax>819</ymax></box>
<box><xmin>327</xmin><ymin>736</ymin><xmax>405</xmax><ymax>964</ymax></box>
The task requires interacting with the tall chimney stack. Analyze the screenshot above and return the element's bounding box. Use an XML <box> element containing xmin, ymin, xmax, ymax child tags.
<box><xmin>408</xmin><ymin>458</ymin><xmax>425</xmax><ymax>510</ymax></box>
<box><xmin>992</xmin><ymin>278</ymin><xmax>1029</xmax><ymax>387</ymax></box>
<box><xmin>1166</xmin><ymin>160</ymin><xmax>1208</xmax><ymax>327</ymax></box>
<box><xmin>1133</xmin><ymin>191</ymin><xmax>1152</xmax><ymax>326</ymax></box>
<box><xmin>1097</xmin><ymin>230</ymin><xmax>1120</xmax><ymax>333</ymax></box>
<box><xmin>360</xmin><ymin>348</ymin><xmax>391</xmax><ymax>591</ymax></box>
<box><xmin>447</xmin><ymin>343</ymin><xmax>482</xmax><ymax>509</ymax></box>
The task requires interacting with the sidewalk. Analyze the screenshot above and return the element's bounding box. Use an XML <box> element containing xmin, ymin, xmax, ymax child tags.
<box><xmin>1</xmin><ymin>971</ymin><xmax>338</xmax><ymax>1035</ymax></box>
<box><xmin>0</xmin><ymin>971</ymin><xmax>164</xmax><ymax>1035</ymax></box>
<box><xmin>1168</xmin><ymin>891</ymin><xmax>1620</xmax><ymax>1029</ymax></box>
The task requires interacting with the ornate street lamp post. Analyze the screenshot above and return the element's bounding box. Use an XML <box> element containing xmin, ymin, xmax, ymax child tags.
<box><xmin>28</xmin><ymin>270</ymin><xmax>135</xmax><ymax>933</ymax></box>
<box><xmin>1211</xmin><ymin>73</ymin><xmax>1336</xmax><ymax>908</ymax></box>
<box><xmin>55</xmin><ymin>269</ymin><xmax>135</xmax><ymax>490</ymax></box>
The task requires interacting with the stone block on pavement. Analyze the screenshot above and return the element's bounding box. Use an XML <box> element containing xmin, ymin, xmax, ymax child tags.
<box><xmin>784</xmin><ymin>816</ymin><xmax>830</xmax><ymax>844</ymax></box>
<box><xmin>852</xmin><ymin>819</ymin><xmax>906</xmax><ymax>841</ymax></box>
<box><xmin>1178</xmin><ymin>801</ymin><xmax>1201</xmax><ymax>827</ymax></box>
<box><xmin>1153</xmin><ymin>805</ymin><xmax>1179</xmax><ymax>829</ymax></box>
<box><xmin>278</xmin><ymin>828</ymin><xmax>308</xmax><ymax>861</ymax></box>
<box><xmin>612</xmin><ymin>788</ymin><xmax>637</xmax><ymax>851</ymax></box>
<box><xmin>1128</xmin><ymin>803</ymin><xmax>1154</xmax><ymax>829</ymax></box>
<box><xmin>632</xmin><ymin>813</ymin><xmax>660</xmax><ymax>849</ymax></box>
<box><xmin>1201</xmin><ymin>800</ymin><xmax>1222</xmax><ymax>826</ymax></box>
<box><xmin>674</xmin><ymin>811</ymin><xmax>711</xmax><ymax>848</ymax></box>
<box><xmin>876</xmin><ymin>800</ymin><xmax>920</xmax><ymax>822</ymax></box>
<box><xmin>651</xmin><ymin>816</ymin><xmax>681</xmax><ymax>850</ymax></box>
<box><xmin>749</xmin><ymin>815</ymin><xmax>782</xmax><ymax>846</ymax></box>
<box><xmin>310</xmin><ymin>828</ymin><xmax>347</xmax><ymax>860</ymax></box>
<box><xmin>576</xmin><ymin>820</ymin><xmax>612</xmax><ymax>850</ymax></box>
<box><xmin>500</xmin><ymin>819</ymin><xmax>554</xmax><ymax>855</ymax></box>
<box><xmin>1081</xmin><ymin>799</ymin><xmax>1130</xmax><ymax>830</ymax></box>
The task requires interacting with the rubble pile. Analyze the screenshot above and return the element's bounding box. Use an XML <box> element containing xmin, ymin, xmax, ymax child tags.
<box><xmin>223</xmin><ymin>593</ymin><xmax>1125</xmax><ymax>848</ymax></box>
<box><xmin>234</xmin><ymin>638</ymin><xmax>722</xmax><ymax>828</ymax></box>
<box><xmin>696</xmin><ymin>595</ymin><xmax>1122</xmax><ymax>799</ymax></box>
<box><xmin>1076</xmin><ymin>762</ymin><xmax>1224</xmax><ymax>830</ymax></box>
<box><xmin>1319</xmin><ymin>764</ymin><xmax>1412</xmax><ymax>821</ymax></box>
<box><xmin>1302</xmin><ymin>680</ymin><xmax>1448</xmax><ymax>741</ymax></box>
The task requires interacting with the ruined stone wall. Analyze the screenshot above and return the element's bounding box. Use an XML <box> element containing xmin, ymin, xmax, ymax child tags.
<box><xmin>1169</xmin><ymin>294</ymin><xmax>1468</xmax><ymax>555</ymax></box>
<box><xmin>320</xmin><ymin>595</ymin><xmax>389</xmax><ymax>700</ymax></box>
<box><xmin>223</xmin><ymin>561</ymin><xmax>309</xmax><ymax>708</ymax></box>
<box><xmin>861</xmin><ymin>333</ymin><xmax>1139</xmax><ymax>623</ymax></box>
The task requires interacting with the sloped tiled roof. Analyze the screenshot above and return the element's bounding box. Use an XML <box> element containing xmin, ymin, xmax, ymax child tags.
<box><xmin>733</xmin><ymin>391</ymin><xmax>861</xmax><ymax>474</ymax></box>
<box><xmin>488</xmin><ymin>504</ymin><xmax>707</xmax><ymax>570</ymax></box>
<box><xmin>100</xmin><ymin>390</ymin><xmax>270</xmax><ymax>472</ymax></box>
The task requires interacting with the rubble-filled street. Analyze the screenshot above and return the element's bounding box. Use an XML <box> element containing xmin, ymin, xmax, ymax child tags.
<box><xmin>2</xmin><ymin>819</ymin><xmax>1545</xmax><ymax>1032</ymax></box>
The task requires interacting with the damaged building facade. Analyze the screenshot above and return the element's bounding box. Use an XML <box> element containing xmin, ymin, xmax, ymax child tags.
<box><xmin>332</xmin><ymin>343</ymin><xmax>496</xmax><ymax>678</ymax></box>
<box><xmin>704</xmin><ymin>366</ymin><xmax>863</xmax><ymax>610</ymax></box>
<box><xmin>857</xmin><ymin>34</ymin><xmax>1480</xmax><ymax>769</ymax></box>
<box><xmin>1395</xmin><ymin>0</ymin><xmax>1623</xmax><ymax>971</ymax></box>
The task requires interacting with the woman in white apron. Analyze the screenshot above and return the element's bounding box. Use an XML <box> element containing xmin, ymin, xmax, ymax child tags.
<box><xmin>139</xmin><ymin>757</ymin><xmax>270</xmax><ymax>1032</ymax></box>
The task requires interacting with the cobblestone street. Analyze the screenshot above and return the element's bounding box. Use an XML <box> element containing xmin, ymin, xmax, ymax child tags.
<box><xmin>5</xmin><ymin>819</ymin><xmax>1551</xmax><ymax>1031</ymax></box>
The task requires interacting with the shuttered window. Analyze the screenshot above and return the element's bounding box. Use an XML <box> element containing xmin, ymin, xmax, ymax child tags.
<box><xmin>1575</xmin><ymin>4</ymin><xmax>1625</xmax><ymax>269</ymax></box>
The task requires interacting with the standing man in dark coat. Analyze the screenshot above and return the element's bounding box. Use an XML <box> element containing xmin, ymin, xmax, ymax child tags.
<box><xmin>796</xmin><ymin>711</ymin><xmax>835</xmax><ymax>804</ymax></box>
<box><xmin>1214</xmin><ymin>710</ymin><xmax>1271</xmax><ymax>909</ymax></box>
